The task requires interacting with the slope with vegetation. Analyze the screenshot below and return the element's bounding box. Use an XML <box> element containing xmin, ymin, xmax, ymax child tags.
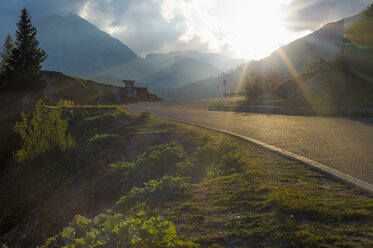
<box><xmin>25</xmin><ymin>14</ymin><xmax>242</xmax><ymax>89</ymax></box>
<box><xmin>268</xmin><ymin>4</ymin><xmax>373</xmax><ymax>108</ymax></box>
<box><xmin>0</xmin><ymin>103</ymin><xmax>372</xmax><ymax>247</ymax></box>
<box><xmin>0</xmin><ymin>70</ymin><xmax>160</xmax><ymax>174</ymax></box>
<box><xmin>154</xmin><ymin>6</ymin><xmax>372</xmax><ymax>102</ymax></box>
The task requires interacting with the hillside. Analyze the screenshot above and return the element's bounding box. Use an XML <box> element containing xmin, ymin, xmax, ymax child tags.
<box><xmin>269</xmin><ymin>10</ymin><xmax>373</xmax><ymax>108</ymax></box>
<box><xmin>0</xmin><ymin>71</ymin><xmax>160</xmax><ymax>173</ymax></box>
<box><xmin>31</xmin><ymin>14</ymin><xmax>242</xmax><ymax>89</ymax></box>
<box><xmin>36</xmin><ymin>14</ymin><xmax>138</xmax><ymax>78</ymax></box>
<box><xmin>141</xmin><ymin>56</ymin><xmax>222</xmax><ymax>88</ymax></box>
<box><xmin>146</xmin><ymin>50</ymin><xmax>244</xmax><ymax>72</ymax></box>
<box><xmin>153</xmin><ymin>16</ymin><xmax>359</xmax><ymax>100</ymax></box>
<box><xmin>0</xmin><ymin>104</ymin><xmax>372</xmax><ymax>247</ymax></box>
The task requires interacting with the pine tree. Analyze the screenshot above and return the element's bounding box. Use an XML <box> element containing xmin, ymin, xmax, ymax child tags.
<box><xmin>0</xmin><ymin>34</ymin><xmax>15</xmax><ymax>74</ymax></box>
<box><xmin>9</xmin><ymin>8</ymin><xmax>47</xmax><ymax>75</ymax></box>
<box><xmin>364</xmin><ymin>2</ymin><xmax>373</xmax><ymax>16</ymax></box>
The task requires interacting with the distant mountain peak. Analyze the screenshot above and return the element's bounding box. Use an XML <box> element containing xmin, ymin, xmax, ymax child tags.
<box><xmin>36</xmin><ymin>13</ymin><xmax>138</xmax><ymax>78</ymax></box>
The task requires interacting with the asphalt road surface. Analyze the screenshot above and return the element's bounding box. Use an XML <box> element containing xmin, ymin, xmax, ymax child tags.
<box><xmin>126</xmin><ymin>100</ymin><xmax>373</xmax><ymax>185</ymax></box>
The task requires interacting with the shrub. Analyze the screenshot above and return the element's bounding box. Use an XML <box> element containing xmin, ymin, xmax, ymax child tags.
<box><xmin>207</xmin><ymin>151</ymin><xmax>246</xmax><ymax>177</ymax></box>
<box><xmin>175</xmin><ymin>161</ymin><xmax>195</xmax><ymax>178</ymax></box>
<box><xmin>194</xmin><ymin>140</ymin><xmax>243</xmax><ymax>178</ymax></box>
<box><xmin>41</xmin><ymin>211</ymin><xmax>198</xmax><ymax>248</ymax></box>
<box><xmin>114</xmin><ymin>176</ymin><xmax>190</xmax><ymax>212</ymax></box>
<box><xmin>129</xmin><ymin>142</ymin><xmax>188</xmax><ymax>185</ymax></box>
<box><xmin>13</xmin><ymin>100</ymin><xmax>75</xmax><ymax>162</ymax></box>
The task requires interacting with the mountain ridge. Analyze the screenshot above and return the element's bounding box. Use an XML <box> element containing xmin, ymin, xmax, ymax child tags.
<box><xmin>153</xmin><ymin>15</ymin><xmax>362</xmax><ymax>100</ymax></box>
<box><xmin>30</xmin><ymin>14</ymin><xmax>242</xmax><ymax>88</ymax></box>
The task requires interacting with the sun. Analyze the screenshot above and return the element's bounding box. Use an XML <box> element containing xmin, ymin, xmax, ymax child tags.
<box><xmin>215</xmin><ymin>0</ymin><xmax>309</xmax><ymax>59</ymax></box>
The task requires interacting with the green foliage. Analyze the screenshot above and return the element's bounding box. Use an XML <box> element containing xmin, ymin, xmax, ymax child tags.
<box><xmin>207</xmin><ymin>151</ymin><xmax>246</xmax><ymax>177</ymax></box>
<box><xmin>114</xmin><ymin>176</ymin><xmax>190</xmax><ymax>212</ymax></box>
<box><xmin>245</xmin><ymin>73</ymin><xmax>264</xmax><ymax>100</ymax></box>
<box><xmin>129</xmin><ymin>142</ymin><xmax>188</xmax><ymax>184</ymax></box>
<box><xmin>194</xmin><ymin>140</ymin><xmax>237</xmax><ymax>166</ymax></box>
<box><xmin>0</xmin><ymin>34</ymin><xmax>14</xmax><ymax>74</ymax></box>
<box><xmin>174</xmin><ymin>161</ymin><xmax>195</xmax><ymax>178</ymax></box>
<box><xmin>245</xmin><ymin>73</ymin><xmax>280</xmax><ymax>100</ymax></box>
<box><xmin>88</xmin><ymin>133</ymin><xmax>118</xmax><ymax>144</ymax></box>
<box><xmin>13</xmin><ymin>100</ymin><xmax>75</xmax><ymax>162</ymax></box>
<box><xmin>9</xmin><ymin>8</ymin><xmax>47</xmax><ymax>75</ymax></box>
<box><xmin>41</xmin><ymin>211</ymin><xmax>198</xmax><ymax>248</ymax></box>
<box><xmin>270</xmin><ymin>189</ymin><xmax>371</xmax><ymax>223</ymax></box>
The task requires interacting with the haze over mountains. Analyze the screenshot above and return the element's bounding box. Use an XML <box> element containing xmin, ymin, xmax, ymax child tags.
<box><xmin>152</xmin><ymin>15</ymin><xmax>364</xmax><ymax>100</ymax></box>
<box><xmin>33</xmin><ymin>13</ymin><xmax>243</xmax><ymax>88</ymax></box>
<box><xmin>3</xmin><ymin>11</ymin><xmax>368</xmax><ymax>102</ymax></box>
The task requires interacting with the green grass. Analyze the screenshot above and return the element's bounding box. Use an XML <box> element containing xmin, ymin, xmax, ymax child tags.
<box><xmin>0</xmin><ymin>104</ymin><xmax>372</xmax><ymax>247</ymax></box>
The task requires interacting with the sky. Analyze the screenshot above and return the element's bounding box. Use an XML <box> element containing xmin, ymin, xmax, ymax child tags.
<box><xmin>0</xmin><ymin>0</ymin><xmax>370</xmax><ymax>60</ymax></box>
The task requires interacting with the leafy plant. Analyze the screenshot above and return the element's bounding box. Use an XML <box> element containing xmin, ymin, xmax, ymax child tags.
<box><xmin>207</xmin><ymin>151</ymin><xmax>246</xmax><ymax>177</ymax></box>
<box><xmin>41</xmin><ymin>211</ymin><xmax>198</xmax><ymax>248</ymax></box>
<box><xmin>129</xmin><ymin>142</ymin><xmax>188</xmax><ymax>185</ymax></box>
<box><xmin>13</xmin><ymin>100</ymin><xmax>75</xmax><ymax>162</ymax></box>
<box><xmin>114</xmin><ymin>176</ymin><xmax>190</xmax><ymax>212</ymax></box>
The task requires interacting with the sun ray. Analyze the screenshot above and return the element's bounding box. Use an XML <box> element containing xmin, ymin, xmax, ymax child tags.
<box><xmin>276</xmin><ymin>47</ymin><xmax>322</xmax><ymax>111</ymax></box>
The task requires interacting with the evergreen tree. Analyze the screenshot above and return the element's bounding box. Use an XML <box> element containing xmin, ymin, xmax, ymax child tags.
<box><xmin>0</xmin><ymin>34</ymin><xmax>15</xmax><ymax>74</ymax></box>
<box><xmin>9</xmin><ymin>8</ymin><xmax>47</xmax><ymax>75</ymax></box>
<box><xmin>364</xmin><ymin>2</ymin><xmax>373</xmax><ymax>16</ymax></box>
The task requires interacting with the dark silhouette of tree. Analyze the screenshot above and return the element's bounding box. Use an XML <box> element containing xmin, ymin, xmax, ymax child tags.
<box><xmin>9</xmin><ymin>8</ymin><xmax>47</xmax><ymax>75</ymax></box>
<box><xmin>364</xmin><ymin>2</ymin><xmax>373</xmax><ymax>16</ymax></box>
<box><xmin>245</xmin><ymin>73</ymin><xmax>264</xmax><ymax>100</ymax></box>
<box><xmin>0</xmin><ymin>34</ymin><xmax>15</xmax><ymax>74</ymax></box>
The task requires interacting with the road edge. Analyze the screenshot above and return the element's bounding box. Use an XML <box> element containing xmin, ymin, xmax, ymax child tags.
<box><xmin>125</xmin><ymin>105</ymin><xmax>373</xmax><ymax>195</ymax></box>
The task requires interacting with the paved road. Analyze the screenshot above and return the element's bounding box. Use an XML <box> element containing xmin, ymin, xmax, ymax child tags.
<box><xmin>126</xmin><ymin>100</ymin><xmax>373</xmax><ymax>185</ymax></box>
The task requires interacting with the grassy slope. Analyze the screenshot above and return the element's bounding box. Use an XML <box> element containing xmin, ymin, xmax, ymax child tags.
<box><xmin>1</xmin><ymin>105</ymin><xmax>372</xmax><ymax>247</ymax></box>
<box><xmin>0</xmin><ymin>71</ymin><xmax>159</xmax><ymax>174</ymax></box>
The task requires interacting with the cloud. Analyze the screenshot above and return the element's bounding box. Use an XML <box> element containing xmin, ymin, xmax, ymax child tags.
<box><xmin>282</xmin><ymin>0</ymin><xmax>369</xmax><ymax>31</ymax></box>
<box><xmin>0</xmin><ymin>0</ymin><xmax>85</xmax><ymax>45</ymax></box>
<box><xmin>76</xmin><ymin>0</ymin><xmax>227</xmax><ymax>56</ymax></box>
<box><xmin>0</xmin><ymin>0</ymin><xmax>370</xmax><ymax>59</ymax></box>
<box><xmin>0</xmin><ymin>0</ymin><xmax>222</xmax><ymax>56</ymax></box>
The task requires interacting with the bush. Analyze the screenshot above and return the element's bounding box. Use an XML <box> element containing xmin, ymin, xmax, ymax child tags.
<box><xmin>41</xmin><ymin>211</ymin><xmax>198</xmax><ymax>248</ymax></box>
<box><xmin>175</xmin><ymin>161</ymin><xmax>195</xmax><ymax>178</ymax></box>
<box><xmin>194</xmin><ymin>140</ymin><xmax>242</xmax><ymax>178</ymax></box>
<box><xmin>207</xmin><ymin>151</ymin><xmax>246</xmax><ymax>177</ymax></box>
<box><xmin>13</xmin><ymin>100</ymin><xmax>75</xmax><ymax>162</ymax></box>
<box><xmin>114</xmin><ymin>176</ymin><xmax>190</xmax><ymax>212</ymax></box>
<box><xmin>129</xmin><ymin>142</ymin><xmax>188</xmax><ymax>185</ymax></box>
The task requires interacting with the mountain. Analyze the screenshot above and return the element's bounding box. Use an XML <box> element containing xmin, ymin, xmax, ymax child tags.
<box><xmin>154</xmin><ymin>15</ymin><xmax>362</xmax><ymax>100</ymax></box>
<box><xmin>36</xmin><ymin>14</ymin><xmax>138</xmax><ymax>78</ymax></box>
<box><xmin>146</xmin><ymin>50</ymin><xmax>245</xmax><ymax>72</ymax></box>
<box><xmin>246</xmin><ymin>15</ymin><xmax>360</xmax><ymax>79</ymax></box>
<box><xmin>32</xmin><ymin>14</ymin><xmax>240</xmax><ymax>88</ymax></box>
<box><xmin>141</xmin><ymin>55</ymin><xmax>221</xmax><ymax>88</ymax></box>
<box><xmin>270</xmin><ymin>11</ymin><xmax>373</xmax><ymax>108</ymax></box>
